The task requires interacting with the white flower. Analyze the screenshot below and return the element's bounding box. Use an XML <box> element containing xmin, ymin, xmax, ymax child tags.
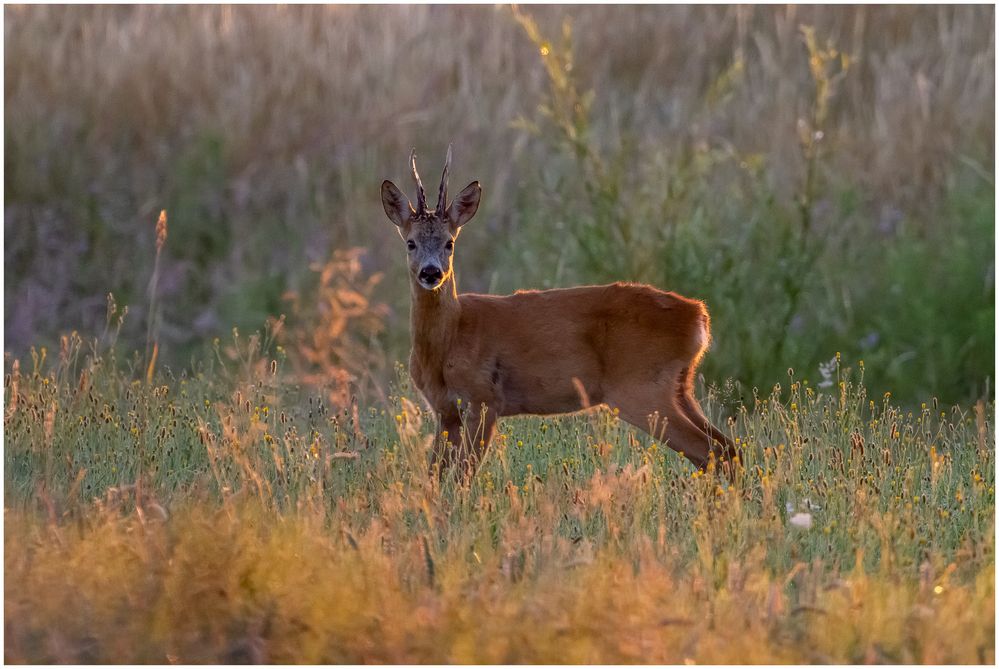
<box><xmin>817</xmin><ymin>356</ymin><xmax>837</xmax><ymax>388</ymax></box>
<box><xmin>789</xmin><ymin>512</ymin><xmax>813</xmax><ymax>529</ymax></box>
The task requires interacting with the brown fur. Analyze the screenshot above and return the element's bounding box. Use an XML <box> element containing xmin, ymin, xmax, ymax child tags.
<box><xmin>409</xmin><ymin>276</ymin><xmax>736</xmax><ymax>476</ymax></box>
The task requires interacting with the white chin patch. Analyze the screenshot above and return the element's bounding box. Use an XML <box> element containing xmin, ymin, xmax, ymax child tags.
<box><xmin>419</xmin><ymin>279</ymin><xmax>441</xmax><ymax>290</ymax></box>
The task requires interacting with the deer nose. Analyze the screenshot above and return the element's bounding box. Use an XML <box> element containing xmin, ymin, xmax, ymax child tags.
<box><xmin>418</xmin><ymin>266</ymin><xmax>443</xmax><ymax>284</ymax></box>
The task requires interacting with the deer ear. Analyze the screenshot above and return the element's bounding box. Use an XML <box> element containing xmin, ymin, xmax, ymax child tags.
<box><xmin>381</xmin><ymin>180</ymin><xmax>414</xmax><ymax>227</ymax></box>
<box><xmin>447</xmin><ymin>181</ymin><xmax>481</xmax><ymax>230</ymax></box>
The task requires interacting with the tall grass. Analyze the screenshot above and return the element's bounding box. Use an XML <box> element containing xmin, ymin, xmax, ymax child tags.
<box><xmin>5</xmin><ymin>5</ymin><xmax>995</xmax><ymax>404</ymax></box>
<box><xmin>4</xmin><ymin>323</ymin><xmax>995</xmax><ymax>662</ymax></box>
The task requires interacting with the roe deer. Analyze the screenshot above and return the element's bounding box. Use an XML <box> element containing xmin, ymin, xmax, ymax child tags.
<box><xmin>381</xmin><ymin>147</ymin><xmax>737</xmax><ymax>479</ymax></box>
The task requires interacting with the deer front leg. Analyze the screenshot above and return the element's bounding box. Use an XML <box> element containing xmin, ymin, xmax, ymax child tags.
<box><xmin>430</xmin><ymin>403</ymin><xmax>497</xmax><ymax>482</ymax></box>
<box><xmin>460</xmin><ymin>403</ymin><xmax>497</xmax><ymax>478</ymax></box>
<box><xmin>429</xmin><ymin>410</ymin><xmax>463</xmax><ymax>479</ymax></box>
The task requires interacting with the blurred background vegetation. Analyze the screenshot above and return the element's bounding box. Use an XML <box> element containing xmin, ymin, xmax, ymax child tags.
<box><xmin>5</xmin><ymin>4</ymin><xmax>994</xmax><ymax>407</ymax></box>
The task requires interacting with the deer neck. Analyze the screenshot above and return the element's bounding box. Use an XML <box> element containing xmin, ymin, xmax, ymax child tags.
<box><xmin>410</xmin><ymin>273</ymin><xmax>461</xmax><ymax>371</ymax></box>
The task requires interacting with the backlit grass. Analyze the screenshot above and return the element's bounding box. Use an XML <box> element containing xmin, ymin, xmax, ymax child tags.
<box><xmin>4</xmin><ymin>336</ymin><xmax>994</xmax><ymax>663</ymax></box>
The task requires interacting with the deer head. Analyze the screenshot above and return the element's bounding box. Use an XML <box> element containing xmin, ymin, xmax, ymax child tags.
<box><xmin>381</xmin><ymin>146</ymin><xmax>481</xmax><ymax>290</ymax></box>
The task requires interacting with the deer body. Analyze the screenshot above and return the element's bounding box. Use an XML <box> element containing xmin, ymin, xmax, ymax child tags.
<box><xmin>383</xmin><ymin>148</ymin><xmax>736</xmax><ymax>477</ymax></box>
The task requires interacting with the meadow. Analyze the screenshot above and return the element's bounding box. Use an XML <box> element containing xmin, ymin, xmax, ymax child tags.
<box><xmin>4</xmin><ymin>328</ymin><xmax>995</xmax><ymax>662</ymax></box>
<box><xmin>4</xmin><ymin>5</ymin><xmax>996</xmax><ymax>664</ymax></box>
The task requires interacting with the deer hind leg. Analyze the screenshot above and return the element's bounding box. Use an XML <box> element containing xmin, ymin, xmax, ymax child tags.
<box><xmin>614</xmin><ymin>396</ymin><xmax>715</xmax><ymax>470</ymax></box>
<box><xmin>607</xmin><ymin>365</ymin><xmax>715</xmax><ymax>471</ymax></box>
<box><xmin>677</xmin><ymin>366</ymin><xmax>738</xmax><ymax>465</ymax></box>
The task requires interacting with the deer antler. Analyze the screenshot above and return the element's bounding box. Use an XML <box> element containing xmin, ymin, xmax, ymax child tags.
<box><xmin>436</xmin><ymin>144</ymin><xmax>452</xmax><ymax>216</ymax></box>
<box><xmin>410</xmin><ymin>148</ymin><xmax>427</xmax><ymax>212</ymax></box>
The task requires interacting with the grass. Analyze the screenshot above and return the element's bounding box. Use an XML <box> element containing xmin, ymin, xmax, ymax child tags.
<box><xmin>4</xmin><ymin>332</ymin><xmax>995</xmax><ymax>663</ymax></box>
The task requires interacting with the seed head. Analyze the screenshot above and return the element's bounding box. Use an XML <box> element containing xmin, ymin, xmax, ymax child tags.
<box><xmin>155</xmin><ymin>210</ymin><xmax>168</xmax><ymax>252</ymax></box>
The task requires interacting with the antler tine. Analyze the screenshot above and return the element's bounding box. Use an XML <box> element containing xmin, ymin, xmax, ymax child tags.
<box><xmin>410</xmin><ymin>147</ymin><xmax>427</xmax><ymax>212</ymax></box>
<box><xmin>436</xmin><ymin>144</ymin><xmax>452</xmax><ymax>215</ymax></box>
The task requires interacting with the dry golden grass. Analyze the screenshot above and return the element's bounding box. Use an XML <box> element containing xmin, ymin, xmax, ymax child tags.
<box><xmin>4</xmin><ymin>334</ymin><xmax>994</xmax><ymax>663</ymax></box>
<box><xmin>5</xmin><ymin>500</ymin><xmax>993</xmax><ymax>664</ymax></box>
<box><xmin>8</xmin><ymin>5</ymin><xmax>989</xmax><ymax>202</ymax></box>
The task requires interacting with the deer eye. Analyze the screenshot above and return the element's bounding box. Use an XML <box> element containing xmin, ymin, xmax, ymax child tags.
<box><xmin>445</xmin><ymin>240</ymin><xmax>454</xmax><ymax>251</ymax></box>
<box><xmin>407</xmin><ymin>240</ymin><xmax>416</xmax><ymax>251</ymax></box>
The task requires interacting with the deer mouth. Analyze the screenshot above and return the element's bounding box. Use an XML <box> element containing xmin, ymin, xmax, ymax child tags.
<box><xmin>418</xmin><ymin>277</ymin><xmax>444</xmax><ymax>291</ymax></box>
<box><xmin>417</xmin><ymin>266</ymin><xmax>444</xmax><ymax>290</ymax></box>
